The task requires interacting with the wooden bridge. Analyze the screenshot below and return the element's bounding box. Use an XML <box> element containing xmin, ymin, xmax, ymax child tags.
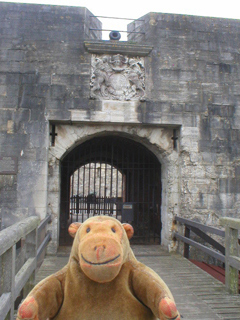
<box><xmin>0</xmin><ymin>216</ymin><xmax>240</xmax><ymax>319</ymax></box>
<box><xmin>36</xmin><ymin>245</ymin><xmax>240</xmax><ymax>320</ymax></box>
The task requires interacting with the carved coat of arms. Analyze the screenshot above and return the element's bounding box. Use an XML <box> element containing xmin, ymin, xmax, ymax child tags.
<box><xmin>90</xmin><ymin>54</ymin><xmax>145</xmax><ymax>101</ymax></box>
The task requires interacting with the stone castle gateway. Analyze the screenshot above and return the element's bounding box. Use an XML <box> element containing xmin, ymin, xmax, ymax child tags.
<box><xmin>0</xmin><ymin>2</ymin><xmax>239</xmax><ymax>254</ymax></box>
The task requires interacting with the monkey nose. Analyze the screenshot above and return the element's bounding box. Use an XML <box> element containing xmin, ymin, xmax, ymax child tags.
<box><xmin>94</xmin><ymin>245</ymin><xmax>106</xmax><ymax>260</ymax></box>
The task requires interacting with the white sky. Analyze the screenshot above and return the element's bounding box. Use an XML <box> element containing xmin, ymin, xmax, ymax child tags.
<box><xmin>0</xmin><ymin>0</ymin><xmax>239</xmax><ymax>40</ymax></box>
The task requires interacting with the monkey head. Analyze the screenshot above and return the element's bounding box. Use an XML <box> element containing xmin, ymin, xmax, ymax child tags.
<box><xmin>68</xmin><ymin>216</ymin><xmax>134</xmax><ymax>283</ymax></box>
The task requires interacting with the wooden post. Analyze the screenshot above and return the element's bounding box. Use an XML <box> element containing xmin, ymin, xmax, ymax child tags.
<box><xmin>225</xmin><ymin>226</ymin><xmax>239</xmax><ymax>294</ymax></box>
<box><xmin>2</xmin><ymin>245</ymin><xmax>16</xmax><ymax>320</ymax></box>
<box><xmin>184</xmin><ymin>226</ymin><xmax>190</xmax><ymax>259</ymax></box>
<box><xmin>23</xmin><ymin>229</ymin><xmax>38</xmax><ymax>297</ymax></box>
<box><xmin>220</xmin><ymin>217</ymin><xmax>240</xmax><ymax>294</ymax></box>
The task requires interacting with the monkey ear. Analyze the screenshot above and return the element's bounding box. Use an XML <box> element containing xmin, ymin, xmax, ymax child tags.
<box><xmin>68</xmin><ymin>222</ymin><xmax>82</xmax><ymax>238</ymax></box>
<box><xmin>122</xmin><ymin>223</ymin><xmax>134</xmax><ymax>240</ymax></box>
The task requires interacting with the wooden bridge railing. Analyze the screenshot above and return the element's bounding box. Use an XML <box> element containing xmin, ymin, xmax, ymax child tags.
<box><xmin>173</xmin><ymin>216</ymin><xmax>240</xmax><ymax>294</ymax></box>
<box><xmin>0</xmin><ymin>215</ymin><xmax>51</xmax><ymax>320</ymax></box>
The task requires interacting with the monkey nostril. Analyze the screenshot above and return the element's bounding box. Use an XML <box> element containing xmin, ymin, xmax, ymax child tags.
<box><xmin>94</xmin><ymin>245</ymin><xmax>106</xmax><ymax>251</ymax></box>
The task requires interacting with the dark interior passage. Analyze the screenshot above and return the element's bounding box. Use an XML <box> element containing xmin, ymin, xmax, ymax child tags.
<box><xmin>60</xmin><ymin>135</ymin><xmax>162</xmax><ymax>245</ymax></box>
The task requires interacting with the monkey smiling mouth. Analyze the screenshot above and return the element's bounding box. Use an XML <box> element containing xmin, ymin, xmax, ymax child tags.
<box><xmin>81</xmin><ymin>254</ymin><xmax>121</xmax><ymax>265</ymax></box>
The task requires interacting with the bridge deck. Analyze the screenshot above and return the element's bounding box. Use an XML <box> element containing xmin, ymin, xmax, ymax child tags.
<box><xmin>36</xmin><ymin>245</ymin><xmax>240</xmax><ymax>320</ymax></box>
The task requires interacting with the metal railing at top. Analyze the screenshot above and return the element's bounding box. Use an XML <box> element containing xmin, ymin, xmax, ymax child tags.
<box><xmin>173</xmin><ymin>216</ymin><xmax>240</xmax><ymax>294</ymax></box>
<box><xmin>89</xmin><ymin>15</ymin><xmax>145</xmax><ymax>38</ymax></box>
<box><xmin>0</xmin><ymin>215</ymin><xmax>51</xmax><ymax>320</ymax></box>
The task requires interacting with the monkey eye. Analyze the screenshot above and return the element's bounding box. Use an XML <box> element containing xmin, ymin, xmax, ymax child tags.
<box><xmin>86</xmin><ymin>227</ymin><xmax>91</xmax><ymax>233</ymax></box>
<box><xmin>111</xmin><ymin>227</ymin><xmax>116</xmax><ymax>233</ymax></box>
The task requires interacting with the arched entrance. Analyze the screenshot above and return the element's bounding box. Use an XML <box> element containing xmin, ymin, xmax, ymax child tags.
<box><xmin>60</xmin><ymin>135</ymin><xmax>162</xmax><ymax>244</ymax></box>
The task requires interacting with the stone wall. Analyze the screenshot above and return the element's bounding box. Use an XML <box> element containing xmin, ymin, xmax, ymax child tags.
<box><xmin>0</xmin><ymin>3</ymin><xmax>239</xmax><ymax>253</ymax></box>
<box><xmin>0</xmin><ymin>2</ymin><xmax>101</xmax><ymax>228</ymax></box>
<box><xmin>128</xmin><ymin>13</ymin><xmax>240</xmax><ymax>224</ymax></box>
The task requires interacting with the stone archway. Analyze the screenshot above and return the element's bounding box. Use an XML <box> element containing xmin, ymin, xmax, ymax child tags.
<box><xmin>47</xmin><ymin>124</ymin><xmax>179</xmax><ymax>254</ymax></box>
<box><xmin>59</xmin><ymin>135</ymin><xmax>162</xmax><ymax>245</ymax></box>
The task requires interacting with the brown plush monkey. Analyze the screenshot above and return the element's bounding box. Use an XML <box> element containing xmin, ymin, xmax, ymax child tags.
<box><xmin>17</xmin><ymin>216</ymin><xmax>180</xmax><ymax>320</ymax></box>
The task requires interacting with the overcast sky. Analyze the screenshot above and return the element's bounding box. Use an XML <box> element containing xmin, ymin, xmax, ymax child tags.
<box><xmin>1</xmin><ymin>0</ymin><xmax>239</xmax><ymax>40</ymax></box>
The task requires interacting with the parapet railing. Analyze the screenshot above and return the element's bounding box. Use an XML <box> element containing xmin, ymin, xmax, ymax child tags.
<box><xmin>0</xmin><ymin>215</ymin><xmax>51</xmax><ymax>320</ymax></box>
<box><xmin>89</xmin><ymin>15</ymin><xmax>145</xmax><ymax>36</ymax></box>
<box><xmin>173</xmin><ymin>216</ymin><xmax>240</xmax><ymax>294</ymax></box>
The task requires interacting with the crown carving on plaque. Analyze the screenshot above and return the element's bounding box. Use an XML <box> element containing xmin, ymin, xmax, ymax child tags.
<box><xmin>90</xmin><ymin>54</ymin><xmax>145</xmax><ymax>101</ymax></box>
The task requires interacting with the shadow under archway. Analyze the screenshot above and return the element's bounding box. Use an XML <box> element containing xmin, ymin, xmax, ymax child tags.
<box><xmin>60</xmin><ymin>135</ymin><xmax>162</xmax><ymax>245</ymax></box>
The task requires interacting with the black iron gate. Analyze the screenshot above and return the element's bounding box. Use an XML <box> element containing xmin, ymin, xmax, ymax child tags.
<box><xmin>60</xmin><ymin>136</ymin><xmax>161</xmax><ymax>244</ymax></box>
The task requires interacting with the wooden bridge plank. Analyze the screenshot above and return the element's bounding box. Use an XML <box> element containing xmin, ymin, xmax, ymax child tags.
<box><xmin>35</xmin><ymin>245</ymin><xmax>240</xmax><ymax>320</ymax></box>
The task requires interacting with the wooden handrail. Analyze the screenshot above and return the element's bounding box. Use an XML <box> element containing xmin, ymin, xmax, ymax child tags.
<box><xmin>37</xmin><ymin>214</ymin><xmax>51</xmax><ymax>233</ymax></box>
<box><xmin>0</xmin><ymin>215</ymin><xmax>52</xmax><ymax>320</ymax></box>
<box><xmin>173</xmin><ymin>216</ymin><xmax>240</xmax><ymax>294</ymax></box>
<box><xmin>0</xmin><ymin>217</ymin><xmax>39</xmax><ymax>256</ymax></box>
<box><xmin>174</xmin><ymin>216</ymin><xmax>225</xmax><ymax>237</ymax></box>
<box><xmin>173</xmin><ymin>232</ymin><xmax>225</xmax><ymax>263</ymax></box>
<box><xmin>173</xmin><ymin>216</ymin><xmax>225</xmax><ymax>259</ymax></box>
<box><xmin>37</xmin><ymin>231</ymin><xmax>51</xmax><ymax>259</ymax></box>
